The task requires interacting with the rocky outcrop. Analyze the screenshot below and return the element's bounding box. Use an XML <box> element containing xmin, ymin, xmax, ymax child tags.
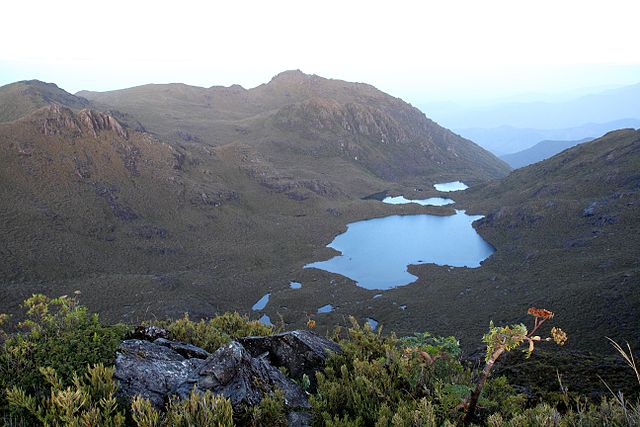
<box><xmin>175</xmin><ymin>341</ymin><xmax>309</xmax><ymax>410</ymax></box>
<box><xmin>114</xmin><ymin>339</ymin><xmax>203</xmax><ymax>408</ymax></box>
<box><xmin>78</xmin><ymin>109</ymin><xmax>128</xmax><ymax>139</ymax></box>
<box><xmin>238</xmin><ymin>330</ymin><xmax>342</xmax><ymax>391</ymax></box>
<box><xmin>38</xmin><ymin>104</ymin><xmax>128</xmax><ymax>139</ymax></box>
<box><xmin>114</xmin><ymin>328</ymin><xmax>340</xmax><ymax>426</ymax></box>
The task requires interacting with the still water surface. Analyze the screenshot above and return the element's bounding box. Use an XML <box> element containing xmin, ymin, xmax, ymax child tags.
<box><xmin>433</xmin><ymin>181</ymin><xmax>469</xmax><ymax>192</ymax></box>
<box><xmin>382</xmin><ymin>195</ymin><xmax>455</xmax><ymax>206</ymax></box>
<box><xmin>305</xmin><ymin>210</ymin><xmax>494</xmax><ymax>290</ymax></box>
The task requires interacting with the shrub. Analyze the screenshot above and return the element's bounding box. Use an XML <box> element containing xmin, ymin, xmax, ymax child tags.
<box><xmin>311</xmin><ymin>317</ymin><xmax>468</xmax><ymax>426</ymax></box>
<box><xmin>0</xmin><ymin>294</ymin><xmax>128</xmax><ymax>418</ymax></box>
<box><xmin>241</xmin><ymin>388</ymin><xmax>288</xmax><ymax>427</ymax></box>
<box><xmin>150</xmin><ymin>312</ymin><xmax>273</xmax><ymax>353</ymax></box>
<box><xmin>6</xmin><ymin>363</ymin><xmax>125</xmax><ymax>426</ymax></box>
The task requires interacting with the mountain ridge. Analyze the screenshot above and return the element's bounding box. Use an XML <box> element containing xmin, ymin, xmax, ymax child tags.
<box><xmin>500</xmin><ymin>137</ymin><xmax>594</xmax><ymax>168</ymax></box>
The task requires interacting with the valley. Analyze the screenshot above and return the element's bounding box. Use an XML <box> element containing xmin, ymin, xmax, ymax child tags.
<box><xmin>0</xmin><ymin>72</ymin><xmax>637</xmax><ymax>360</ymax></box>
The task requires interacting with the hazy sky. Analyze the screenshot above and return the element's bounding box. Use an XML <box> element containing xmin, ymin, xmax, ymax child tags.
<box><xmin>2</xmin><ymin>0</ymin><xmax>639</xmax><ymax>105</ymax></box>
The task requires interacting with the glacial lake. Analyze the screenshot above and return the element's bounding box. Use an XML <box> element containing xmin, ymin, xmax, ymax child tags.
<box><xmin>305</xmin><ymin>210</ymin><xmax>494</xmax><ymax>290</ymax></box>
<box><xmin>382</xmin><ymin>195</ymin><xmax>455</xmax><ymax>206</ymax></box>
<box><xmin>434</xmin><ymin>181</ymin><xmax>469</xmax><ymax>192</ymax></box>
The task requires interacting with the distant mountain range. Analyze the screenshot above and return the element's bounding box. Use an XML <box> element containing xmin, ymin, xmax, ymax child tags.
<box><xmin>428</xmin><ymin>82</ymin><xmax>640</xmax><ymax>130</ymax></box>
<box><xmin>420</xmin><ymin>82</ymin><xmax>640</xmax><ymax>156</ymax></box>
<box><xmin>456</xmin><ymin>119</ymin><xmax>640</xmax><ymax>155</ymax></box>
<box><xmin>500</xmin><ymin>137</ymin><xmax>594</xmax><ymax>168</ymax></box>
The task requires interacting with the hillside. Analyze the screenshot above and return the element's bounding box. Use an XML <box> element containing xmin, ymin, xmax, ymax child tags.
<box><xmin>78</xmin><ymin>70</ymin><xmax>510</xmax><ymax>183</ymax></box>
<box><xmin>500</xmin><ymin>137</ymin><xmax>593</xmax><ymax>168</ymax></box>
<box><xmin>443</xmin><ymin>130</ymin><xmax>640</xmax><ymax>352</ymax></box>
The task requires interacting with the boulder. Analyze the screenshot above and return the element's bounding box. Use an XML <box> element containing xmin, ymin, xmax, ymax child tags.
<box><xmin>175</xmin><ymin>341</ymin><xmax>309</xmax><ymax>411</ymax></box>
<box><xmin>114</xmin><ymin>339</ymin><xmax>203</xmax><ymax>408</ymax></box>
<box><xmin>238</xmin><ymin>330</ymin><xmax>341</xmax><ymax>390</ymax></box>
<box><xmin>154</xmin><ymin>337</ymin><xmax>210</xmax><ymax>359</ymax></box>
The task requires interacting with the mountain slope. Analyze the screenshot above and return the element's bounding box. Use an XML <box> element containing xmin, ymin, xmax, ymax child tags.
<box><xmin>431</xmin><ymin>129</ymin><xmax>640</xmax><ymax>352</ymax></box>
<box><xmin>0</xmin><ymin>80</ymin><xmax>91</xmax><ymax>123</ymax></box>
<box><xmin>78</xmin><ymin>70</ymin><xmax>510</xmax><ymax>183</ymax></box>
<box><xmin>500</xmin><ymin>137</ymin><xmax>593</xmax><ymax>168</ymax></box>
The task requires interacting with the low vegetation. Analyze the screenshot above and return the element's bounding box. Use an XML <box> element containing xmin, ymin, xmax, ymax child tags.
<box><xmin>1</xmin><ymin>296</ymin><xmax>638</xmax><ymax>426</ymax></box>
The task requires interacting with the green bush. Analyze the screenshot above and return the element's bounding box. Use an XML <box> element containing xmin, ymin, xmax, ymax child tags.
<box><xmin>131</xmin><ymin>388</ymin><xmax>235</xmax><ymax>427</ymax></box>
<box><xmin>1</xmin><ymin>297</ymin><xmax>638</xmax><ymax>426</ymax></box>
<box><xmin>241</xmin><ymin>388</ymin><xmax>289</xmax><ymax>427</ymax></box>
<box><xmin>0</xmin><ymin>294</ymin><xmax>128</xmax><ymax>418</ymax></box>
<box><xmin>6</xmin><ymin>363</ymin><xmax>125</xmax><ymax>426</ymax></box>
<box><xmin>311</xmin><ymin>317</ymin><xmax>468</xmax><ymax>426</ymax></box>
<box><xmin>150</xmin><ymin>312</ymin><xmax>273</xmax><ymax>353</ymax></box>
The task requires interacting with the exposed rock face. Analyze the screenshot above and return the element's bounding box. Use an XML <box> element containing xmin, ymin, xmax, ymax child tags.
<box><xmin>38</xmin><ymin>104</ymin><xmax>128</xmax><ymax>139</ymax></box>
<box><xmin>114</xmin><ymin>339</ymin><xmax>203</xmax><ymax>408</ymax></box>
<box><xmin>238</xmin><ymin>330</ymin><xmax>342</xmax><ymax>390</ymax></box>
<box><xmin>78</xmin><ymin>108</ymin><xmax>128</xmax><ymax>139</ymax></box>
<box><xmin>154</xmin><ymin>338</ymin><xmax>210</xmax><ymax>359</ymax></box>
<box><xmin>114</xmin><ymin>329</ymin><xmax>337</xmax><ymax>425</ymax></box>
<box><xmin>175</xmin><ymin>341</ymin><xmax>309</xmax><ymax>410</ymax></box>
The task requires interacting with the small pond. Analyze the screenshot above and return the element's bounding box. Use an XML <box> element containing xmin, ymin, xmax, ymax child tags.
<box><xmin>305</xmin><ymin>210</ymin><xmax>494</xmax><ymax>290</ymax></box>
<box><xmin>258</xmin><ymin>314</ymin><xmax>272</xmax><ymax>326</ymax></box>
<box><xmin>317</xmin><ymin>304</ymin><xmax>334</xmax><ymax>314</ymax></box>
<box><xmin>252</xmin><ymin>293</ymin><xmax>270</xmax><ymax>311</ymax></box>
<box><xmin>382</xmin><ymin>195</ymin><xmax>455</xmax><ymax>206</ymax></box>
<box><xmin>289</xmin><ymin>282</ymin><xmax>302</xmax><ymax>289</ymax></box>
<box><xmin>367</xmin><ymin>318</ymin><xmax>379</xmax><ymax>331</ymax></box>
<box><xmin>434</xmin><ymin>181</ymin><xmax>469</xmax><ymax>192</ymax></box>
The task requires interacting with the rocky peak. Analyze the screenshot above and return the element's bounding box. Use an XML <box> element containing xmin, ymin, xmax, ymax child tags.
<box><xmin>269</xmin><ymin>69</ymin><xmax>310</xmax><ymax>84</ymax></box>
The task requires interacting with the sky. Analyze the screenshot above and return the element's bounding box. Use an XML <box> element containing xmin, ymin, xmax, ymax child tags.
<box><xmin>1</xmin><ymin>0</ymin><xmax>640</xmax><ymax>106</ymax></box>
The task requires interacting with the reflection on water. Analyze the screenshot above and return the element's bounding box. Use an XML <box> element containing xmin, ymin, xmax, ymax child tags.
<box><xmin>434</xmin><ymin>181</ymin><xmax>469</xmax><ymax>192</ymax></box>
<box><xmin>252</xmin><ymin>293</ymin><xmax>270</xmax><ymax>311</ymax></box>
<box><xmin>382</xmin><ymin>195</ymin><xmax>455</xmax><ymax>206</ymax></box>
<box><xmin>317</xmin><ymin>304</ymin><xmax>334</xmax><ymax>314</ymax></box>
<box><xmin>305</xmin><ymin>211</ymin><xmax>494</xmax><ymax>290</ymax></box>
<box><xmin>258</xmin><ymin>314</ymin><xmax>272</xmax><ymax>326</ymax></box>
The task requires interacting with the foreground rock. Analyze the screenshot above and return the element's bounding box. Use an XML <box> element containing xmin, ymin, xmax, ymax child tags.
<box><xmin>239</xmin><ymin>330</ymin><xmax>342</xmax><ymax>390</ymax></box>
<box><xmin>175</xmin><ymin>341</ymin><xmax>309</xmax><ymax>410</ymax></box>
<box><xmin>114</xmin><ymin>339</ymin><xmax>203</xmax><ymax>407</ymax></box>
<box><xmin>114</xmin><ymin>328</ymin><xmax>340</xmax><ymax>426</ymax></box>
